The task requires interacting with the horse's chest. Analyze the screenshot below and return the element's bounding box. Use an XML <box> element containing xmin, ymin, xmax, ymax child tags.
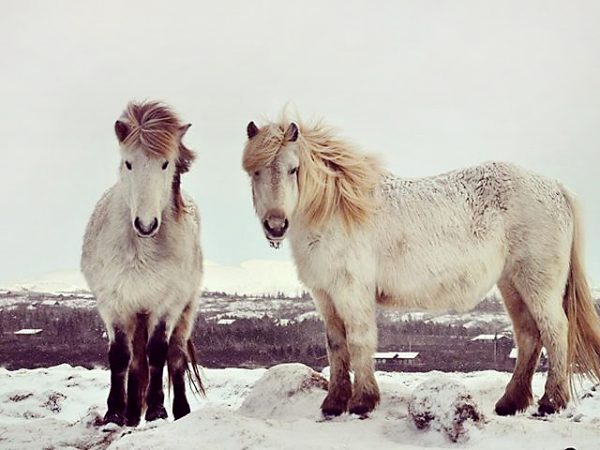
<box><xmin>290</xmin><ymin>231</ymin><xmax>376</xmax><ymax>291</ymax></box>
<box><xmin>93</xmin><ymin>236</ymin><xmax>197</xmax><ymax>316</ymax></box>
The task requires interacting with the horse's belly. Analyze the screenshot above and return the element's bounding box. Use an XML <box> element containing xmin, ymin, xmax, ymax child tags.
<box><xmin>376</xmin><ymin>240</ymin><xmax>506</xmax><ymax>312</ymax></box>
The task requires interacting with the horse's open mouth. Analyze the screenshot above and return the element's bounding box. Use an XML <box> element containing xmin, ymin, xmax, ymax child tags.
<box><xmin>134</xmin><ymin>230</ymin><xmax>159</xmax><ymax>239</ymax></box>
<box><xmin>267</xmin><ymin>237</ymin><xmax>284</xmax><ymax>249</ymax></box>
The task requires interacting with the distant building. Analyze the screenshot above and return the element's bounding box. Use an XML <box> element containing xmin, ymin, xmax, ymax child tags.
<box><xmin>14</xmin><ymin>328</ymin><xmax>43</xmax><ymax>336</ymax></box>
<box><xmin>508</xmin><ymin>347</ymin><xmax>548</xmax><ymax>370</ymax></box>
<box><xmin>470</xmin><ymin>333</ymin><xmax>510</xmax><ymax>342</ymax></box>
<box><xmin>217</xmin><ymin>318</ymin><xmax>236</xmax><ymax>325</ymax></box>
<box><xmin>373</xmin><ymin>351</ymin><xmax>421</xmax><ymax>370</ymax></box>
<box><xmin>469</xmin><ymin>333</ymin><xmax>514</xmax><ymax>368</ymax></box>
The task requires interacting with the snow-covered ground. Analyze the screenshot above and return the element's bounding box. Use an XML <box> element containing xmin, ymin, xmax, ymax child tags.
<box><xmin>1</xmin><ymin>363</ymin><xmax>599</xmax><ymax>449</ymax></box>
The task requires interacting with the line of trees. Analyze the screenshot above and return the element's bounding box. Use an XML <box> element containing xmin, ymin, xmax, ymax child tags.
<box><xmin>0</xmin><ymin>304</ymin><xmax>514</xmax><ymax>371</ymax></box>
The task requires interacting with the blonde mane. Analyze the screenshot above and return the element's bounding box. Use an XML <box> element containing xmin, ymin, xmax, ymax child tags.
<box><xmin>119</xmin><ymin>101</ymin><xmax>196</xmax><ymax>220</ymax></box>
<box><xmin>243</xmin><ymin>117</ymin><xmax>382</xmax><ymax>228</ymax></box>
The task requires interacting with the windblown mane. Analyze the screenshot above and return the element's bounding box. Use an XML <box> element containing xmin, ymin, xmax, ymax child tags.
<box><xmin>243</xmin><ymin>116</ymin><xmax>382</xmax><ymax>228</ymax></box>
<box><xmin>119</xmin><ymin>101</ymin><xmax>196</xmax><ymax>220</ymax></box>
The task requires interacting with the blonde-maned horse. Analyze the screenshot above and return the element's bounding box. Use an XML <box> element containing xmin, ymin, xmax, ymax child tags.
<box><xmin>242</xmin><ymin>116</ymin><xmax>600</xmax><ymax>418</ymax></box>
<box><xmin>81</xmin><ymin>101</ymin><xmax>204</xmax><ymax>426</ymax></box>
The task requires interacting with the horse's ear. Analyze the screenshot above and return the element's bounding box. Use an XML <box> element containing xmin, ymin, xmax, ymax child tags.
<box><xmin>179</xmin><ymin>123</ymin><xmax>192</xmax><ymax>139</ymax></box>
<box><xmin>247</xmin><ymin>121</ymin><xmax>259</xmax><ymax>139</ymax></box>
<box><xmin>114</xmin><ymin>120</ymin><xmax>130</xmax><ymax>143</ymax></box>
<box><xmin>284</xmin><ymin>122</ymin><xmax>299</xmax><ymax>142</ymax></box>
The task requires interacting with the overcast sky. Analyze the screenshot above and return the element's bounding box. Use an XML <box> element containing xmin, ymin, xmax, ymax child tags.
<box><xmin>1</xmin><ymin>0</ymin><xmax>599</xmax><ymax>285</ymax></box>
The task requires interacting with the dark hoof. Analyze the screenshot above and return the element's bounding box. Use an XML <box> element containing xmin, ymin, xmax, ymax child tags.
<box><xmin>536</xmin><ymin>393</ymin><xmax>567</xmax><ymax>417</ymax></box>
<box><xmin>173</xmin><ymin>398</ymin><xmax>191</xmax><ymax>420</ymax></box>
<box><xmin>536</xmin><ymin>401</ymin><xmax>558</xmax><ymax>417</ymax></box>
<box><xmin>348</xmin><ymin>403</ymin><xmax>374</xmax><ymax>417</ymax></box>
<box><xmin>321</xmin><ymin>391</ymin><xmax>350</xmax><ymax>417</ymax></box>
<box><xmin>126</xmin><ymin>404</ymin><xmax>142</xmax><ymax>427</ymax></box>
<box><xmin>103</xmin><ymin>411</ymin><xmax>126</xmax><ymax>426</ymax></box>
<box><xmin>321</xmin><ymin>404</ymin><xmax>345</xmax><ymax>418</ymax></box>
<box><xmin>495</xmin><ymin>402</ymin><xmax>517</xmax><ymax>416</ymax></box>
<box><xmin>145</xmin><ymin>404</ymin><xmax>168</xmax><ymax>422</ymax></box>
<box><xmin>495</xmin><ymin>396</ymin><xmax>529</xmax><ymax>416</ymax></box>
<box><xmin>125</xmin><ymin>414</ymin><xmax>141</xmax><ymax>427</ymax></box>
<box><xmin>348</xmin><ymin>391</ymin><xmax>379</xmax><ymax>417</ymax></box>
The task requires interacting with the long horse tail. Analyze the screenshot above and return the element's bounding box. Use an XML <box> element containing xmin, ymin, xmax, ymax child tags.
<box><xmin>186</xmin><ymin>339</ymin><xmax>206</xmax><ymax>396</ymax></box>
<box><xmin>562</xmin><ymin>187</ymin><xmax>600</xmax><ymax>393</ymax></box>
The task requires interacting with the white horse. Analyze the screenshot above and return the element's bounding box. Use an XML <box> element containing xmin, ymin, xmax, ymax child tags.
<box><xmin>242</xmin><ymin>116</ymin><xmax>600</xmax><ymax>418</ymax></box>
<box><xmin>81</xmin><ymin>101</ymin><xmax>204</xmax><ymax>426</ymax></box>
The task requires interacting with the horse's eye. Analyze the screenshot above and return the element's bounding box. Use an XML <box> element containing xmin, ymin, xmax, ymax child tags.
<box><xmin>254</xmin><ymin>170</ymin><xmax>260</xmax><ymax>177</ymax></box>
<box><xmin>289</xmin><ymin>167</ymin><xmax>298</xmax><ymax>175</ymax></box>
<box><xmin>162</xmin><ymin>161</ymin><xmax>169</xmax><ymax>170</ymax></box>
<box><xmin>125</xmin><ymin>161</ymin><xmax>132</xmax><ymax>170</ymax></box>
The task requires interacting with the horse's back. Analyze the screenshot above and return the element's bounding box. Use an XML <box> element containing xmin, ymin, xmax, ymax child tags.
<box><xmin>81</xmin><ymin>187</ymin><xmax>115</xmax><ymax>285</ymax></box>
<box><xmin>373</xmin><ymin>161</ymin><xmax>572</xmax><ymax>311</ymax></box>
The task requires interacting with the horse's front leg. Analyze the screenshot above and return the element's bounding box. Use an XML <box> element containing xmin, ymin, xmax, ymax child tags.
<box><xmin>105</xmin><ymin>325</ymin><xmax>132</xmax><ymax>425</ymax></box>
<box><xmin>331</xmin><ymin>284</ymin><xmax>380</xmax><ymax>416</ymax></box>
<box><xmin>313</xmin><ymin>289</ymin><xmax>352</xmax><ymax>417</ymax></box>
<box><xmin>145</xmin><ymin>320</ymin><xmax>169</xmax><ymax>422</ymax></box>
<box><xmin>167</xmin><ymin>303</ymin><xmax>197</xmax><ymax>420</ymax></box>
<box><xmin>125</xmin><ymin>313</ymin><xmax>149</xmax><ymax>426</ymax></box>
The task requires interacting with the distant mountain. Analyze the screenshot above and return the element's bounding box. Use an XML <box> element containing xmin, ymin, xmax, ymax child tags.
<box><xmin>0</xmin><ymin>260</ymin><xmax>305</xmax><ymax>297</ymax></box>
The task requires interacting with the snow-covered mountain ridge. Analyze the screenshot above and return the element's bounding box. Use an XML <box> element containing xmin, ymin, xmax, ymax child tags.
<box><xmin>0</xmin><ymin>260</ymin><xmax>304</xmax><ymax>297</ymax></box>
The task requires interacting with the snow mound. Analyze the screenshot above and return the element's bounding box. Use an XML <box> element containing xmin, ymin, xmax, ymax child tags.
<box><xmin>239</xmin><ymin>363</ymin><xmax>328</xmax><ymax>420</ymax></box>
<box><xmin>0</xmin><ymin>407</ymin><xmax>120</xmax><ymax>450</ymax></box>
<box><xmin>408</xmin><ymin>377</ymin><xmax>485</xmax><ymax>442</ymax></box>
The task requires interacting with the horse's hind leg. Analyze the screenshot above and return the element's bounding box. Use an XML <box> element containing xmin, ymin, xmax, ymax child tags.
<box><xmin>145</xmin><ymin>320</ymin><xmax>169</xmax><ymax>422</ymax></box>
<box><xmin>313</xmin><ymin>289</ymin><xmax>352</xmax><ymax>417</ymax></box>
<box><xmin>168</xmin><ymin>305</ymin><xmax>195</xmax><ymax>420</ymax></box>
<box><xmin>125</xmin><ymin>314</ymin><xmax>148</xmax><ymax>426</ymax></box>
<box><xmin>513</xmin><ymin>273</ymin><xmax>571</xmax><ymax>414</ymax></box>
<box><xmin>495</xmin><ymin>278</ymin><xmax>542</xmax><ymax>415</ymax></box>
<box><xmin>105</xmin><ymin>325</ymin><xmax>132</xmax><ymax>425</ymax></box>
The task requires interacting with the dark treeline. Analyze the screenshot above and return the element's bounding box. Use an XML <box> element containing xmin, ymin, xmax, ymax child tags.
<box><xmin>0</xmin><ymin>304</ymin><xmax>514</xmax><ymax>372</ymax></box>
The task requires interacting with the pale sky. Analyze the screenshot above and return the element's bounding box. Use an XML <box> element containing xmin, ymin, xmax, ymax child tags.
<box><xmin>1</xmin><ymin>0</ymin><xmax>599</xmax><ymax>285</ymax></box>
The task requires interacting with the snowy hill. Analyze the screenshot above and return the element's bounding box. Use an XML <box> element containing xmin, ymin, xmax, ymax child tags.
<box><xmin>0</xmin><ymin>260</ymin><xmax>304</xmax><ymax>297</ymax></box>
<box><xmin>2</xmin><ymin>263</ymin><xmax>598</xmax><ymax>301</ymax></box>
<box><xmin>1</xmin><ymin>364</ymin><xmax>599</xmax><ymax>449</ymax></box>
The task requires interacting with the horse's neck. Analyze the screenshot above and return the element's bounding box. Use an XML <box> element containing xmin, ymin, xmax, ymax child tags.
<box><xmin>288</xmin><ymin>213</ymin><xmax>340</xmax><ymax>255</ymax></box>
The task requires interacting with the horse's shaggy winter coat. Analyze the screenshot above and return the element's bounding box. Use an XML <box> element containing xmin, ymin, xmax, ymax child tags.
<box><xmin>243</xmin><ymin>115</ymin><xmax>600</xmax><ymax>417</ymax></box>
<box><xmin>81</xmin><ymin>101</ymin><xmax>203</xmax><ymax>426</ymax></box>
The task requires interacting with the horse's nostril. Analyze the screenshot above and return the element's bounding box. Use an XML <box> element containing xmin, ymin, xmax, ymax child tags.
<box><xmin>148</xmin><ymin>218</ymin><xmax>158</xmax><ymax>233</ymax></box>
<box><xmin>263</xmin><ymin>216</ymin><xmax>288</xmax><ymax>238</ymax></box>
<box><xmin>134</xmin><ymin>217</ymin><xmax>159</xmax><ymax>236</ymax></box>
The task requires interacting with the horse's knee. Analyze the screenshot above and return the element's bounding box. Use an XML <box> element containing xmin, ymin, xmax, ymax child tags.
<box><xmin>167</xmin><ymin>339</ymin><xmax>187</xmax><ymax>373</ymax></box>
<box><xmin>326</xmin><ymin>332</ymin><xmax>345</xmax><ymax>353</ymax></box>
<box><xmin>147</xmin><ymin>322</ymin><xmax>168</xmax><ymax>367</ymax></box>
<box><xmin>108</xmin><ymin>330</ymin><xmax>131</xmax><ymax>373</ymax></box>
